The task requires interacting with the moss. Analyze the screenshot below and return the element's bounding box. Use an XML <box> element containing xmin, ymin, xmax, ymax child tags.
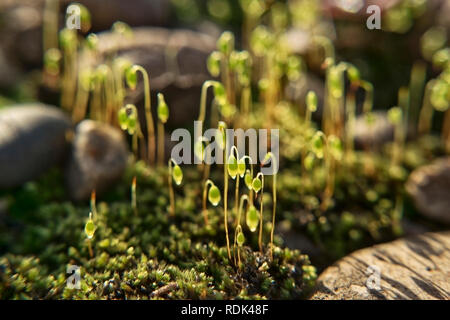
<box><xmin>0</xmin><ymin>161</ymin><xmax>317</xmax><ymax>299</ymax></box>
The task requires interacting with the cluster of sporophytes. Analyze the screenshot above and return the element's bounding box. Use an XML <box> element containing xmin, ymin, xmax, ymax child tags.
<box><xmin>8</xmin><ymin>0</ymin><xmax>448</xmax><ymax>298</ymax></box>
<box><xmin>0</xmin><ymin>166</ymin><xmax>316</xmax><ymax>299</ymax></box>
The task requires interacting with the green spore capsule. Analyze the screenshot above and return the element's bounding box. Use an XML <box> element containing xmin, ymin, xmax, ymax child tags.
<box><xmin>85</xmin><ymin>213</ymin><xmax>95</xmax><ymax>239</ymax></box>
<box><xmin>112</xmin><ymin>21</ymin><xmax>133</xmax><ymax>37</ymax></box>
<box><xmin>59</xmin><ymin>28</ymin><xmax>77</xmax><ymax>50</ymax></box>
<box><xmin>227</xmin><ymin>155</ymin><xmax>238</xmax><ymax>179</ymax></box>
<box><xmin>121</xmin><ymin>104</ymin><xmax>138</xmax><ymax>135</ymax></box>
<box><xmin>387</xmin><ymin>107</ymin><xmax>403</xmax><ymax>125</ymax></box>
<box><xmin>194</xmin><ymin>139</ymin><xmax>205</xmax><ymax>162</ymax></box>
<box><xmin>287</xmin><ymin>55</ymin><xmax>302</xmax><ymax>81</ymax></box>
<box><xmin>86</xmin><ymin>33</ymin><xmax>98</xmax><ymax>50</ymax></box>
<box><xmin>217</xmin><ymin>31</ymin><xmax>234</xmax><ymax>55</ymax></box>
<box><xmin>237</xmin><ymin>231</ymin><xmax>245</xmax><ymax>247</ymax></box>
<box><xmin>244</xmin><ymin>170</ymin><xmax>253</xmax><ymax>190</ymax></box>
<box><xmin>219</xmin><ymin>103</ymin><xmax>236</xmax><ymax>118</ymax></box>
<box><xmin>127</xmin><ymin>116</ymin><xmax>137</xmax><ymax>135</ymax></box>
<box><xmin>208</xmin><ymin>185</ymin><xmax>221</xmax><ymax>206</ymax></box>
<box><xmin>125</xmin><ymin>66</ymin><xmax>138</xmax><ymax>89</ymax></box>
<box><xmin>304</xmin><ymin>152</ymin><xmax>315</xmax><ymax>171</ymax></box>
<box><xmin>229</xmin><ymin>51</ymin><xmax>240</xmax><ymax>71</ymax></box>
<box><xmin>217</xmin><ymin>121</ymin><xmax>227</xmax><ymax>150</ymax></box>
<box><xmin>252</xmin><ymin>177</ymin><xmax>262</xmax><ymax>193</ymax></box>
<box><xmin>237</xmin><ymin>158</ymin><xmax>246</xmax><ymax>178</ymax></box>
<box><xmin>430</xmin><ymin>80</ymin><xmax>449</xmax><ymax>112</ymax></box>
<box><xmin>207</xmin><ymin>51</ymin><xmax>222</xmax><ymax>77</ymax></box>
<box><xmin>172</xmin><ymin>165</ymin><xmax>183</xmax><ymax>186</ymax></box>
<box><xmin>78</xmin><ymin>4</ymin><xmax>92</xmax><ymax>33</ymax></box>
<box><xmin>347</xmin><ymin>66</ymin><xmax>360</xmax><ymax>84</ymax></box>
<box><xmin>118</xmin><ymin>107</ymin><xmax>129</xmax><ymax>131</ymax></box>
<box><xmin>44</xmin><ymin>48</ymin><xmax>61</xmax><ymax>75</ymax></box>
<box><xmin>246</xmin><ymin>205</ymin><xmax>260</xmax><ymax>232</ymax></box>
<box><xmin>213</xmin><ymin>82</ymin><xmax>227</xmax><ymax>106</ymax></box>
<box><xmin>157</xmin><ymin>93</ymin><xmax>169</xmax><ymax>123</ymax></box>
<box><xmin>306</xmin><ymin>91</ymin><xmax>318</xmax><ymax>112</ymax></box>
<box><xmin>311</xmin><ymin>132</ymin><xmax>325</xmax><ymax>159</ymax></box>
<box><xmin>432</xmin><ymin>48</ymin><xmax>450</xmax><ymax>68</ymax></box>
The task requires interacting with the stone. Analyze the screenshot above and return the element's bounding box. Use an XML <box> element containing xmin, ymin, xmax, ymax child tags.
<box><xmin>0</xmin><ymin>104</ymin><xmax>72</xmax><ymax>188</ymax></box>
<box><xmin>353</xmin><ymin>111</ymin><xmax>394</xmax><ymax>150</ymax></box>
<box><xmin>406</xmin><ymin>157</ymin><xmax>450</xmax><ymax>225</ymax></box>
<box><xmin>310</xmin><ymin>231</ymin><xmax>450</xmax><ymax>300</ymax></box>
<box><xmin>65</xmin><ymin>120</ymin><xmax>129</xmax><ymax>202</ymax></box>
<box><xmin>66</xmin><ymin>0</ymin><xmax>170</xmax><ymax>31</ymax></box>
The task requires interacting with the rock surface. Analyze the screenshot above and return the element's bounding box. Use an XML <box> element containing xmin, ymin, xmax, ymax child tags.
<box><xmin>310</xmin><ymin>231</ymin><xmax>450</xmax><ymax>300</ymax></box>
<box><xmin>406</xmin><ymin>157</ymin><xmax>450</xmax><ymax>225</ymax></box>
<box><xmin>353</xmin><ymin>111</ymin><xmax>394</xmax><ymax>150</ymax></box>
<box><xmin>0</xmin><ymin>104</ymin><xmax>72</xmax><ymax>188</ymax></box>
<box><xmin>65</xmin><ymin>120</ymin><xmax>129</xmax><ymax>202</ymax></box>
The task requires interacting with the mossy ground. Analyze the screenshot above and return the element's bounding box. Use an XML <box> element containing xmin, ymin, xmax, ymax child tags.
<box><xmin>0</xmin><ymin>161</ymin><xmax>316</xmax><ymax>299</ymax></box>
<box><xmin>0</xmin><ymin>124</ymin><xmax>445</xmax><ymax>299</ymax></box>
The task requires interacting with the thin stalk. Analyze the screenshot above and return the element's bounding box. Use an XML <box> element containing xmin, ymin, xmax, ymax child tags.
<box><xmin>256</xmin><ymin>172</ymin><xmax>264</xmax><ymax>253</ymax></box>
<box><xmin>418</xmin><ymin>80</ymin><xmax>437</xmax><ymax>135</ymax></box>
<box><xmin>198</xmin><ymin>81</ymin><xmax>218</xmax><ymax>131</ymax></box>
<box><xmin>157</xmin><ymin>121</ymin><xmax>165</xmax><ymax>166</ymax></box>
<box><xmin>43</xmin><ymin>0</ymin><xmax>59</xmax><ymax>55</ymax></box>
<box><xmin>443</xmin><ymin>109</ymin><xmax>450</xmax><ymax>152</ymax></box>
<box><xmin>72</xmin><ymin>70</ymin><xmax>90</xmax><ymax>123</ymax></box>
<box><xmin>168</xmin><ymin>159</ymin><xmax>177</xmax><ymax>217</ymax></box>
<box><xmin>242</xmin><ymin>156</ymin><xmax>254</xmax><ymax>205</ymax></box>
<box><xmin>134</xmin><ymin>66</ymin><xmax>156</xmax><ymax>166</ymax></box>
<box><xmin>234</xmin><ymin>195</ymin><xmax>249</xmax><ymax>266</ymax></box>
<box><xmin>408</xmin><ymin>62</ymin><xmax>427</xmax><ymax>135</ymax></box>
<box><xmin>131</xmin><ymin>176</ymin><xmax>137</xmax><ymax>216</ymax></box>
<box><xmin>263</xmin><ymin>152</ymin><xmax>277</xmax><ymax>260</ymax></box>
<box><xmin>202</xmin><ymin>180</ymin><xmax>214</xmax><ymax>225</ymax></box>
<box><xmin>229</xmin><ymin>146</ymin><xmax>240</xmax><ymax>227</ymax></box>
<box><xmin>90</xmin><ymin>190</ymin><xmax>97</xmax><ymax>220</ymax></box>
<box><xmin>88</xmin><ymin>240</ymin><xmax>93</xmax><ymax>258</ymax></box>
<box><xmin>222</xmin><ymin>128</ymin><xmax>231</xmax><ymax>260</ymax></box>
<box><xmin>345</xmin><ymin>87</ymin><xmax>357</xmax><ymax>163</ymax></box>
<box><xmin>234</xmin><ymin>225</ymin><xmax>243</xmax><ymax>268</ymax></box>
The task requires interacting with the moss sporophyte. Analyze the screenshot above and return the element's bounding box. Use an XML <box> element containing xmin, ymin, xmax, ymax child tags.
<box><xmin>84</xmin><ymin>211</ymin><xmax>96</xmax><ymax>258</ymax></box>
<box><xmin>126</xmin><ymin>64</ymin><xmax>156</xmax><ymax>166</ymax></box>
<box><xmin>157</xmin><ymin>93</ymin><xmax>169</xmax><ymax>166</ymax></box>
<box><xmin>118</xmin><ymin>104</ymin><xmax>144</xmax><ymax>157</ymax></box>
<box><xmin>168</xmin><ymin>158</ymin><xmax>183</xmax><ymax>217</ymax></box>
<box><xmin>261</xmin><ymin>152</ymin><xmax>277</xmax><ymax>260</ymax></box>
<box><xmin>203</xmin><ymin>179</ymin><xmax>221</xmax><ymax>225</ymax></box>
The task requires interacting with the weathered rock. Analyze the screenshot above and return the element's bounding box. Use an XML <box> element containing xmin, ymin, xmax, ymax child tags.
<box><xmin>0</xmin><ymin>104</ymin><xmax>72</xmax><ymax>188</ymax></box>
<box><xmin>78</xmin><ymin>27</ymin><xmax>216</xmax><ymax>128</ymax></box>
<box><xmin>353</xmin><ymin>111</ymin><xmax>394</xmax><ymax>150</ymax></box>
<box><xmin>67</xmin><ymin>0</ymin><xmax>170</xmax><ymax>31</ymax></box>
<box><xmin>0</xmin><ymin>1</ymin><xmax>43</xmax><ymax>87</ymax></box>
<box><xmin>65</xmin><ymin>120</ymin><xmax>129</xmax><ymax>202</ymax></box>
<box><xmin>310</xmin><ymin>231</ymin><xmax>450</xmax><ymax>300</ymax></box>
<box><xmin>406</xmin><ymin>157</ymin><xmax>450</xmax><ymax>225</ymax></box>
